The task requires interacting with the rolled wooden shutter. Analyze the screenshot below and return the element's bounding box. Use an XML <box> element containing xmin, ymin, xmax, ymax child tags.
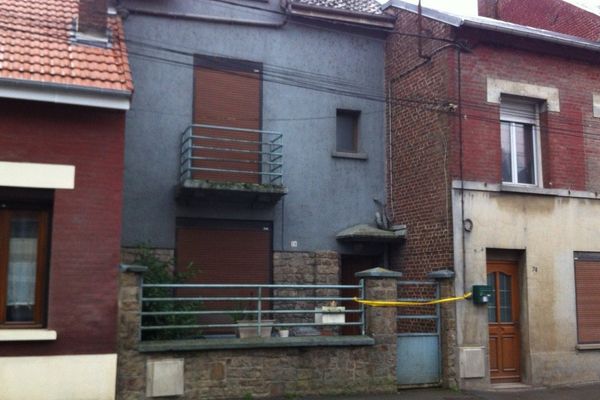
<box><xmin>575</xmin><ymin>260</ymin><xmax>600</xmax><ymax>343</ymax></box>
<box><xmin>175</xmin><ymin>220</ymin><xmax>272</xmax><ymax>333</ymax></box>
<box><xmin>193</xmin><ymin>56</ymin><xmax>262</xmax><ymax>184</ymax></box>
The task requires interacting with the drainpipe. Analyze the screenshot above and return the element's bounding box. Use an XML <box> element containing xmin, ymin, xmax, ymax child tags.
<box><xmin>457</xmin><ymin>48</ymin><xmax>467</xmax><ymax>295</ymax></box>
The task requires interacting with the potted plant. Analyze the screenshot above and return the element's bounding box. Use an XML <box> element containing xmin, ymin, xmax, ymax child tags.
<box><xmin>277</xmin><ymin>328</ymin><xmax>290</xmax><ymax>338</ymax></box>
<box><xmin>315</xmin><ymin>301</ymin><xmax>346</xmax><ymax>325</ymax></box>
<box><xmin>231</xmin><ymin>301</ymin><xmax>274</xmax><ymax>338</ymax></box>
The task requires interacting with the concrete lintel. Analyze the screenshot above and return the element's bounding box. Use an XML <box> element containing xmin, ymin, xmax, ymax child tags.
<box><xmin>427</xmin><ymin>269</ymin><xmax>455</xmax><ymax>280</ymax></box>
<box><xmin>120</xmin><ymin>264</ymin><xmax>148</xmax><ymax>273</ymax></box>
<box><xmin>355</xmin><ymin>267</ymin><xmax>402</xmax><ymax>279</ymax></box>
<box><xmin>487</xmin><ymin>78</ymin><xmax>560</xmax><ymax>112</ymax></box>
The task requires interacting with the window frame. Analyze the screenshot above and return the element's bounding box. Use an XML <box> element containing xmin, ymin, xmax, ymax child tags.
<box><xmin>574</xmin><ymin>253</ymin><xmax>600</xmax><ymax>345</ymax></box>
<box><xmin>500</xmin><ymin>97</ymin><xmax>542</xmax><ymax>187</ymax></box>
<box><xmin>335</xmin><ymin>109</ymin><xmax>361</xmax><ymax>154</ymax></box>
<box><xmin>0</xmin><ymin>206</ymin><xmax>50</xmax><ymax>329</ymax></box>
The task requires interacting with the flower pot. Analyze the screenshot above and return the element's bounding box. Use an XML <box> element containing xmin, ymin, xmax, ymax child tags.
<box><xmin>236</xmin><ymin>320</ymin><xmax>274</xmax><ymax>338</ymax></box>
<box><xmin>278</xmin><ymin>329</ymin><xmax>289</xmax><ymax>338</ymax></box>
<box><xmin>315</xmin><ymin>306</ymin><xmax>346</xmax><ymax>325</ymax></box>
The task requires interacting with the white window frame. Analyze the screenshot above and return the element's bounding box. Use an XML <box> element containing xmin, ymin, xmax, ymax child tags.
<box><xmin>500</xmin><ymin>98</ymin><xmax>543</xmax><ymax>187</ymax></box>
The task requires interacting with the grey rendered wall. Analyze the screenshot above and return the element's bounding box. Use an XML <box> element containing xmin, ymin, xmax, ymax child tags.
<box><xmin>120</xmin><ymin>0</ymin><xmax>386</xmax><ymax>253</ymax></box>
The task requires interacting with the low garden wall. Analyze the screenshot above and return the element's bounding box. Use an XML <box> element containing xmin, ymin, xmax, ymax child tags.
<box><xmin>117</xmin><ymin>267</ymin><xmax>401</xmax><ymax>399</ymax></box>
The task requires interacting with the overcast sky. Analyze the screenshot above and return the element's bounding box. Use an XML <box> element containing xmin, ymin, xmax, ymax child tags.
<box><xmin>386</xmin><ymin>0</ymin><xmax>600</xmax><ymax>16</ymax></box>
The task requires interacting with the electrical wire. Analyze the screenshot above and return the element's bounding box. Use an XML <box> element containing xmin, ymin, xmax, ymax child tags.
<box><xmin>1</xmin><ymin>8</ymin><xmax>600</xmax><ymax>142</ymax></box>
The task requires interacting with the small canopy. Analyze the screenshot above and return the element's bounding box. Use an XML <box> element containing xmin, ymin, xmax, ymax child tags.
<box><xmin>336</xmin><ymin>224</ymin><xmax>406</xmax><ymax>243</ymax></box>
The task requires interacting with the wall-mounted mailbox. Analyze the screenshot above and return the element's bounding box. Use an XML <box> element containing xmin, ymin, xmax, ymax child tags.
<box><xmin>472</xmin><ymin>285</ymin><xmax>492</xmax><ymax>305</ymax></box>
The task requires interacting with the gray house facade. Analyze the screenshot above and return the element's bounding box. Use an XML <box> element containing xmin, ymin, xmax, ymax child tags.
<box><xmin>120</xmin><ymin>0</ymin><xmax>394</xmax><ymax>292</ymax></box>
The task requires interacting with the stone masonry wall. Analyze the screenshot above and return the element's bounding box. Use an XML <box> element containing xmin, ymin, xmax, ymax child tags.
<box><xmin>439</xmin><ymin>279</ymin><xmax>457</xmax><ymax>389</ymax></box>
<box><xmin>117</xmin><ymin>268</ymin><xmax>398</xmax><ymax>400</ymax></box>
<box><xmin>272</xmin><ymin>251</ymin><xmax>340</xmax><ymax>327</ymax></box>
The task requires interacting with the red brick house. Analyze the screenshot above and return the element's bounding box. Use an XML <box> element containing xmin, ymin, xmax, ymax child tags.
<box><xmin>0</xmin><ymin>1</ymin><xmax>132</xmax><ymax>399</ymax></box>
<box><xmin>385</xmin><ymin>0</ymin><xmax>600</xmax><ymax>389</ymax></box>
<box><xmin>478</xmin><ymin>0</ymin><xmax>600</xmax><ymax>40</ymax></box>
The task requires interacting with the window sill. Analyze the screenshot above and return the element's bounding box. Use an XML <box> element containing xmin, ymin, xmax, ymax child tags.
<box><xmin>453</xmin><ymin>180</ymin><xmax>600</xmax><ymax>200</ymax></box>
<box><xmin>138</xmin><ymin>335</ymin><xmax>374</xmax><ymax>352</ymax></box>
<box><xmin>331</xmin><ymin>151</ymin><xmax>368</xmax><ymax>161</ymax></box>
<box><xmin>0</xmin><ymin>329</ymin><xmax>57</xmax><ymax>341</ymax></box>
<box><xmin>576</xmin><ymin>343</ymin><xmax>600</xmax><ymax>351</ymax></box>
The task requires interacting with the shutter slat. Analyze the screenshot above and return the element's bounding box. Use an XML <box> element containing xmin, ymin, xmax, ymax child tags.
<box><xmin>575</xmin><ymin>260</ymin><xmax>600</xmax><ymax>343</ymax></box>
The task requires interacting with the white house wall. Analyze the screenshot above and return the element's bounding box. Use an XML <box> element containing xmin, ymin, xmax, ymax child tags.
<box><xmin>452</xmin><ymin>182</ymin><xmax>600</xmax><ymax>388</ymax></box>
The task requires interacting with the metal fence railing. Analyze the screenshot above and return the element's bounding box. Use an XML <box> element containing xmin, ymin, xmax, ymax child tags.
<box><xmin>180</xmin><ymin>124</ymin><xmax>283</xmax><ymax>186</ymax></box>
<box><xmin>140</xmin><ymin>282</ymin><xmax>365</xmax><ymax>341</ymax></box>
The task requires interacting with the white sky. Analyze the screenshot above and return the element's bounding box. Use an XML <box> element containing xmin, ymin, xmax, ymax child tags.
<box><xmin>383</xmin><ymin>0</ymin><xmax>600</xmax><ymax>17</ymax></box>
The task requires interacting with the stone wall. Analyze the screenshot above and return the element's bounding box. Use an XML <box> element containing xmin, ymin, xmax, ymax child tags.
<box><xmin>439</xmin><ymin>279</ymin><xmax>457</xmax><ymax>389</ymax></box>
<box><xmin>117</xmin><ymin>267</ymin><xmax>399</xmax><ymax>400</ymax></box>
<box><xmin>121</xmin><ymin>247</ymin><xmax>175</xmax><ymax>265</ymax></box>
<box><xmin>272</xmin><ymin>251</ymin><xmax>340</xmax><ymax>327</ymax></box>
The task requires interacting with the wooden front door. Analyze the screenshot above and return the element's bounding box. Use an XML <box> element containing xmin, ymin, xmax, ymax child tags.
<box><xmin>340</xmin><ymin>255</ymin><xmax>381</xmax><ymax>335</ymax></box>
<box><xmin>487</xmin><ymin>260</ymin><xmax>521</xmax><ymax>383</ymax></box>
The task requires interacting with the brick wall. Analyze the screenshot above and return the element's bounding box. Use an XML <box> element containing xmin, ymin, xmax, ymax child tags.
<box><xmin>494</xmin><ymin>0</ymin><xmax>600</xmax><ymax>41</ymax></box>
<box><xmin>455</xmin><ymin>29</ymin><xmax>599</xmax><ymax>191</ymax></box>
<box><xmin>386</xmin><ymin>10</ymin><xmax>456</xmax><ymax>280</ymax></box>
<box><xmin>0</xmin><ymin>98</ymin><xmax>125</xmax><ymax>356</ymax></box>
<box><xmin>387</xmin><ymin>9</ymin><xmax>600</xmax><ymax>279</ymax></box>
<box><xmin>386</xmin><ymin>8</ymin><xmax>600</xmax><ymax>386</ymax></box>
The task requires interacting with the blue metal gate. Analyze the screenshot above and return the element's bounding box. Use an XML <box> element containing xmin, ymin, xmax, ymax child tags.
<box><xmin>396</xmin><ymin>280</ymin><xmax>441</xmax><ymax>386</ymax></box>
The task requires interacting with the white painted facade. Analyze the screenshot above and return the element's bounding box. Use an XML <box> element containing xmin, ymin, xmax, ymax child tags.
<box><xmin>452</xmin><ymin>182</ymin><xmax>600</xmax><ymax>388</ymax></box>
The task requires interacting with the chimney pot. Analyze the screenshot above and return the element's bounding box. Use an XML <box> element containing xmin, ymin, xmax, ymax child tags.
<box><xmin>78</xmin><ymin>0</ymin><xmax>108</xmax><ymax>39</ymax></box>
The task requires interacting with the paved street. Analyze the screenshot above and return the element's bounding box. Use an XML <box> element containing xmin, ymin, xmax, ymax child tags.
<box><xmin>283</xmin><ymin>383</ymin><xmax>600</xmax><ymax>400</ymax></box>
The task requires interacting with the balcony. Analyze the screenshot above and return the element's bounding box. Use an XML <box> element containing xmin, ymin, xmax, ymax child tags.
<box><xmin>178</xmin><ymin>124</ymin><xmax>287</xmax><ymax>205</ymax></box>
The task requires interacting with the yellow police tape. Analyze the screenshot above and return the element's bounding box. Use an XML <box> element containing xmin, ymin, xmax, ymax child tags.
<box><xmin>353</xmin><ymin>292</ymin><xmax>472</xmax><ymax>307</ymax></box>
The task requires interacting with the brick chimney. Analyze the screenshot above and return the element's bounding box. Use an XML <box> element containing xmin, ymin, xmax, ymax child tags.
<box><xmin>78</xmin><ymin>0</ymin><xmax>108</xmax><ymax>40</ymax></box>
<box><xmin>478</xmin><ymin>0</ymin><xmax>498</xmax><ymax>19</ymax></box>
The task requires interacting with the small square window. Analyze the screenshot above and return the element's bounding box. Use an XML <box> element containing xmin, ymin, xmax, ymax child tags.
<box><xmin>336</xmin><ymin>110</ymin><xmax>360</xmax><ymax>153</ymax></box>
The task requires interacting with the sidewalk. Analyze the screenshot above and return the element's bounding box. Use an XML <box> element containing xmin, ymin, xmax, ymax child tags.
<box><xmin>282</xmin><ymin>383</ymin><xmax>600</xmax><ymax>400</ymax></box>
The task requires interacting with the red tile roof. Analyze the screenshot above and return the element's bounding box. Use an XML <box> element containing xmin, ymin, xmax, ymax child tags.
<box><xmin>0</xmin><ymin>0</ymin><xmax>133</xmax><ymax>93</ymax></box>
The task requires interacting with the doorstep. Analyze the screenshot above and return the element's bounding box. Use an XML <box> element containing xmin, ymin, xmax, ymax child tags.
<box><xmin>489</xmin><ymin>383</ymin><xmax>537</xmax><ymax>391</ymax></box>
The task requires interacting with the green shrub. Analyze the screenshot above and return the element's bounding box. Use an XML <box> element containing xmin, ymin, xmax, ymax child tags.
<box><xmin>132</xmin><ymin>246</ymin><xmax>202</xmax><ymax>341</ymax></box>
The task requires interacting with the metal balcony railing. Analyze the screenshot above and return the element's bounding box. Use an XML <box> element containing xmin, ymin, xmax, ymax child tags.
<box><xmin>140</xmin><ymin>282</ymin><xmax>365</xmax><ymax>341</ymax></box>
<box><xmin>180</xmin><ymin>124</ymin><xmax>283</xmax><ymax>186</ymax></box>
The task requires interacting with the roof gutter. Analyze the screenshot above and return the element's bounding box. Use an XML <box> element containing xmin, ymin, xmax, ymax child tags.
<box><xmin>125</xmin><ymin>7</ymin><xmax>288</xmax><ymax>28</ymax></box>
<box><xmin>0</xmin><ymin>77</ymin><xmax>132</xmax><ymax>110</ymax></box>
<box><xmin>384</xmin><ymin>0</ymin><xmax>600</xmax><ymax>54</ymax></box>
<box><xmin>461</xmin><ymin>19</ymin><xmax>600</xmax><ymax>53</ymax></box>
<box><xmin>288</xmin><ymin>2</ymin><xmax>395</xmax><ymax>28</ymax></box>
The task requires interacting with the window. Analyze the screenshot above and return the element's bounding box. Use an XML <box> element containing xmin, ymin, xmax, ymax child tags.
<box><xmin>336</xmin><ymin>109</ymin><xmax>360</xmax><ymax>153</ymax></box>
<box><xmin>193</xmin><ymin>55</ymin><xmax>263</xmax><ymax>184</ymax></box>
<box><xmin>574</xmin><ymin>254</ymin><xmax>600</xmax><ymax>344</ymax></box>
<box><xmin>0</xmin><ymin>196</ymin><xmax>50</xmax><ymax>328</ymax></box>
<box><xmin>500</xmin><ymin>98</ymin><xmax>539</xmax><ymax>185</ymax></box>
